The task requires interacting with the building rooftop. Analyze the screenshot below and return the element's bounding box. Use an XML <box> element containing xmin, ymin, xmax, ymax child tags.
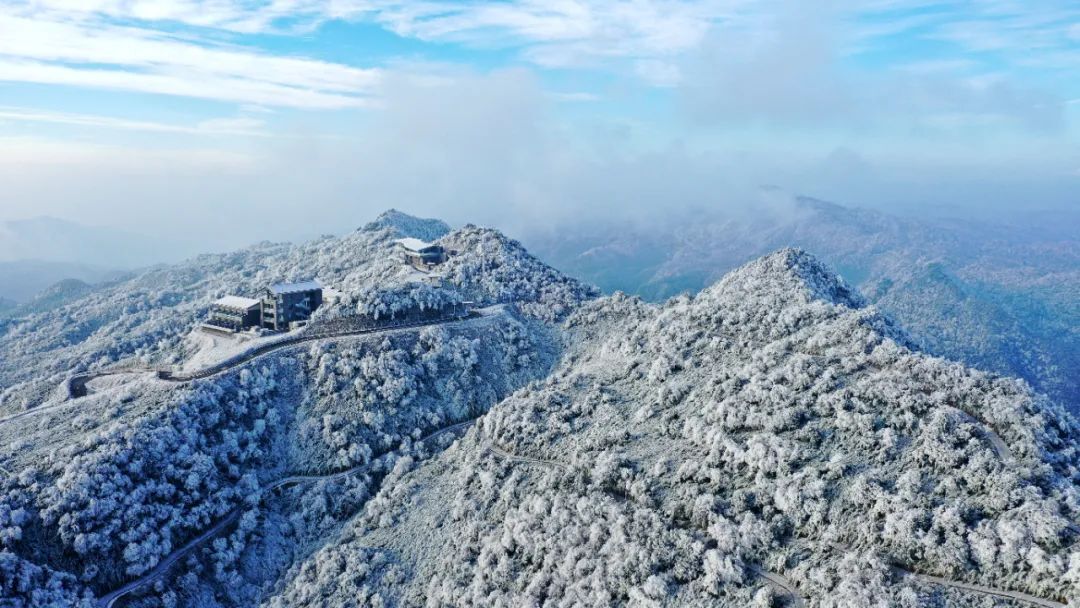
<box><xmin>395</xmin><ymin>237</ymin><xmax>440</xmax><ymax>252</ymax></box>
<box><xmin>214</xmin><ymin>295</ymin><xmax>260</xmax><ymax>310</ymax></box>
<box><xmin>268</xmin><ymin>280</ymin><xmax>322</xmax><ymax>295</ymax></box>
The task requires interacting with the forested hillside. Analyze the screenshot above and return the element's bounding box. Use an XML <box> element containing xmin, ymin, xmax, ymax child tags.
<box><xmin>526</xmin><ymin>198</ymin><xmax>1079</xmax><ymax>410</ymax></box>
<box><xmin>270</xmin><ymin>249</ymin><xmax>1080</xmax><ymax>607</ymax></box>
<box><xmin>0</xmin><ymin>212</ymin><xmax>1076</xmax><ymax>608</ymax></box>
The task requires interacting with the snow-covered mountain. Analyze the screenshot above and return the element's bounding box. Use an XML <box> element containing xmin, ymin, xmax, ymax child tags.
<box><xmin>0</xmin><ymin>212</ymin><xmax>1077</xmax><ymax>607</ymax></box>
<box><xmin>525</xmin><ymin>197</ymin><xmax>1080</xmax><ymax>410</ymax></box>
<box><xmin>272</xmin><ymin>249</ymin><xmax>1080</xmax><ymax>606</ymax></box>
<box><xmin>362</xmin><ymin>209</ymin><xmax>452</xmax><ymax>242</ymax></box>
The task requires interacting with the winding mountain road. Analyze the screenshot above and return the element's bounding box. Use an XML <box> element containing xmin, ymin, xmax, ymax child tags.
<box><xmin>486</xmin><ymin>444</ymin><xmax>568</xmax><ymax>471</ymax></box>
<box><xmin>891</xmin><ymin>565</ymin><xmax>1065</xmax><ymax>608</ymax></box>
<box><xmin>0</xmin><ymin>308</ymin><xmax>499</xmax><ymax>429</ymax></box>
<box><xmin>157</xmin><ymin>309</ymin><xmax>488</xmax><ymax>384</ymax></box>
<box><xmin>97</xmin><ymin>510</ymin><xmax>242</xmax><ymax>608</ymax></box>
<box><xmin>96</xmin><ymin>418</ymin><xmax>477</xmax><ymax>608</ymax></box>
<box><xmin>746</xmin><ymin>564</ymin><xmax>805</xmax><ymax>608</ymax></box>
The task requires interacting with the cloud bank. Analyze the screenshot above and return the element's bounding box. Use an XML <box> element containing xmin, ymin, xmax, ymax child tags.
<box><xmin>0</xmin><ymin>0</ymin><xmax>1075</xmax><ymax>259</ymax></box>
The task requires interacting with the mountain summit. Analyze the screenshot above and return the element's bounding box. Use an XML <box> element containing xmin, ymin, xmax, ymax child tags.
<box><xmin>363</xmin><ymin>209</ymin><xmax>451</xmax><ymax>242</ymax></box>
<box><xmin>705</xmin><ymin>247</ymin><xmax>865</xmax><ymax>309</ymax></box>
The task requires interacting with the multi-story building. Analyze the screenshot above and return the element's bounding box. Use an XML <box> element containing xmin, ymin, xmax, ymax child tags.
<box><xmin>261</xmin><ymin>280</ymin><xmax>323</xmax><ymax>331</ymax></box>
<box><xmin>206</xmin><ymin>296</ymin><xmax>261</xmax><ymax>332</ymax></box>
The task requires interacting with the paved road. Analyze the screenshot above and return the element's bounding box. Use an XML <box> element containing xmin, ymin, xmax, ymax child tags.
<box><xmin>982</xmin><ymin>428</ymin><xmax>1013</xmax><ymax>461</ymax></box>
<box><xmin>746</xmin><ymin>564</ymin><xmax>806</xmax><ymax>608</ymax></box>
<box><xmin>486</xmin><ymin>444</ymin><xmax>568</xmax><ymax>470</ymax></box>
<box><xmin>0</xmin><ymin>367</ymin><xmax>164</xmax><ymax>426</ymax></box>
<box><xmin>892</xmin><ymin>565</ymin><xmax>1065</xmax><ymax>607</ymax></box>
<box><xmin>97</xmin><ymin>510</ymin><xmax>242</xmax><ymax>608</ymax></box>
<box><xmin>68</xmin><ymin>366</ymin><xmax>167</xmax><ymax>399</ymax></box>
<box><xmin>159</xmin><ymin>310</ymin><xmax>490</xmax><ymax>383</ymax></box>
<box><xmin>0</xmin><ymin>308</ymin><xmax>499</xmax><ymax>429</ymax></box>
<box><xmin>96</xmin><ymin>419</ymin><xmax>477</xmax><ymax>608</ymax></box>
<box><xmin>825</xmin><ymin>539</ymin><xmax>1064</xmax><ymax>607</ymax></box>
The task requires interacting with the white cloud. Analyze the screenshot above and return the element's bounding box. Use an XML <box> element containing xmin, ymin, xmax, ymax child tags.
<box><xmin>0</xmin><ymin>11</ymin><xmax>381</xmax><ymax>108</ymax></box>
<box><xmin>548</xmin><ymin>91</ymin><xmax>601</xmax><ymax>102</ymax></box>
<box><xmin>8</xmin><ymin>1</ymin><xmax>744</xmax><ymax>73</ymax></box>
<box><xmin>678</xmin><ymin>2</ymin><xmax>1068</xmax><ymax>133</ymax></box>
<box><xmin>635</xmin><ymin>60</ymin><xmax>681</xmax><ymax>87</ymax></box>
<box><xmin>0</xmin><ymin>105</ymin><xmax>267</xmax><ymax>135</ymax></box>
<box><xmin>363</xmin><ymin>0</ymin><xmax>729</xmax><ymax>68</ymax></box>
<box><xmin>1</xmin><ymin>66</ymin><xmax>1076</xmax><ymax>255</ymax></box>
<box><xmin>6</xmin><ymin>0</ymin><xmax>1076</xmax><ymax>99</ymax></box>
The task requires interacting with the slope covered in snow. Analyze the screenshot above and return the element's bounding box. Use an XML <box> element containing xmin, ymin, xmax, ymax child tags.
<box><xmin>0</xmin><ymin>212</ymin><xmax>1077</xmax><ymax>608</ymax></box>
<box><xmin>0</xmin><ymin>211</ymin><xmax>594</xmax><ymax>605</ymax></box>
<box><xmin>0</xmin><ymin>213</ymin><xmax>592</xmax><ymax>418</ymax></box>
<box><xmin>362</xmin><ymin>209</ymin><xmax>451</xmax><ymax>243</ymax></box>
<box><xmin>525</xmin><ymin>198</ymin><xmax>1080</xmax><ymax>410</ymax></box>
<box><xmin>266</xmin><ymin>249</ymin><xmax>1080</xmax><ymax>607</ymax></box>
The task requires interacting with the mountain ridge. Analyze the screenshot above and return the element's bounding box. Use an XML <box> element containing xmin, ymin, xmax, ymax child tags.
<box><xmin>525</xmin><ymin>197</ymin><xmax>1079</xmax><ymax>409</ymax></box>
<box><xmin>0</xmin><ymin>210</ymin><xmax>1076</xmax><ymax>607</ymax></box>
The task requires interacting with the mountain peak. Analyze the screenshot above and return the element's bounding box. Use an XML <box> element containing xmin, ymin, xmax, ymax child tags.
<box><xmin>708</xmin><ymin>247</ymin><xmax>865</xmax><ymax>309</ymax></box>
<box><xmin>363</xmin><ymin>209</ymin><xmax>451</xmax><ymax>241</ymax></box>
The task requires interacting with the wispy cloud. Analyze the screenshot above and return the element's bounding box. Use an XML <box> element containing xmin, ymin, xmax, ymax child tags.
<box><xmin>366</xmin><ymin>1</ymin><xmax>724</xmax><ymax>66</ymax></box>
<box><xmin>0</xmin><ymin>10</ymin><xmax>381</xmax><ymax>108</ymax></box>
<box><xmin>8</xmin><ymin>1</ymin><xmax>744</xmax><ymax>69</ymax></box>
<box><xmin>548</xmin><ymin>91</ymin><xmax>601</xmax><ymax>102</ymax></box>
<box><xmin>3</xmin><ymin>1</ymin><xmax>1076</xmax><ymax>97</ymax></box>
<box><xmin>0</xmin><ymin>106</ymin><xmax>268</xmax><ymax>136</ymax></box>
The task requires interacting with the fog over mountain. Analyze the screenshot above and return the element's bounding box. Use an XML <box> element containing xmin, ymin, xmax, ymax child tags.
<box><xmin>0</xmin><ymin>210</ymin><xmax>1077</xmax><ymax>608</ymax></box>
<box><xmin>0</xmin><ymin>261</ymin><xmax>129</xmax><ymax>305</ymax></box>
<box><xmin>0</xmin><ymin>218</ymin><xmax>182</xmax><ymax>269</ymax></box>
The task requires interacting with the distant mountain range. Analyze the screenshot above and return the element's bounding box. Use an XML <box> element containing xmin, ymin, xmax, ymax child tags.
<box><xmin>0</xmin><ymin>217</ymin><xmax>197</xmax><ymax>311</ymax></box>
<box><xmin>0</xmin><ymin>259</ymin><xmax>127</xmax><ymax>304</ymax></box>
<box><xmin>524</xmin><ymin>196</ymin><xmax>1079</xmax><ymax>409</ymax></box>
<box><xmin>0</xmin><ymin>216</ymin><xmax>177</xmax><ymax>268</ymax></box>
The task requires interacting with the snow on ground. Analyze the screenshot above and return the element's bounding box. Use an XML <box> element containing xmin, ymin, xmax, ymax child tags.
<box><xmin>180</xmin><ymin>328</ymin><xmax>299</xmax><ymax>372</ymax></box>
<box><xmin>2</xmin><ymin>211</ymin><xmax>1076</xmax><ymax>608</ymax></box>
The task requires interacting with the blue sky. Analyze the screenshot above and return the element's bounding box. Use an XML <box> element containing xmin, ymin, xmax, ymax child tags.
<box><xmin>0</xmin><ymin>0</ymin><xmax>1076</xmax><ymax>250</ymax></box>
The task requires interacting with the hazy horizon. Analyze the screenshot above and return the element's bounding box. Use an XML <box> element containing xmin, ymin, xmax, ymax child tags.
<box><xmin>0</xmin><ymin>0</ymin><xmax>1076</xmax><ymax>257</ymax></box>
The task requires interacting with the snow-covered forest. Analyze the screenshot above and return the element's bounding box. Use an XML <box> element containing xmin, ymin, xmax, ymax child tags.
<box><xmin>261</xmin><ymin>249</ymin><xmax>1080</xmax><ymax>608</ymax></box>
<box><xmin>1</xmin><ymin>211</ymin><xmax>1078</xmax><ymax>607</ymax></box>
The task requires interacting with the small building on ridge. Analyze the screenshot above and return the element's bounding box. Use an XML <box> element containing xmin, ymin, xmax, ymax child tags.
<box><xmin>396</xmin><ymin>238</ymin><xmax>447</xmax><ymax>271</ymax></box>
